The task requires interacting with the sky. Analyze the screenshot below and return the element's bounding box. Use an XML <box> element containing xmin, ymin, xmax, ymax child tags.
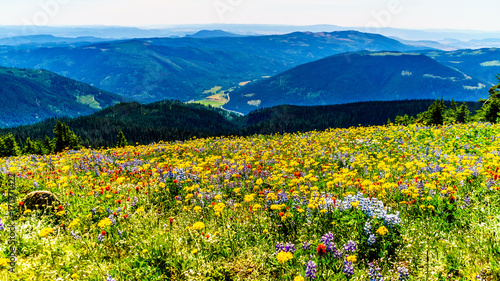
<box><xmin>0</xmin><ymin>0</ymin><xmax>499</xmax><ymax>31</ymax></box>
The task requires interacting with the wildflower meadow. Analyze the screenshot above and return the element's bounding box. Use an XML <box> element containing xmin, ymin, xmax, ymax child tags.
<box><xmin>1</xmin><ymin>122</ymin><xmax>500</xmax><ymax>280</ymax></box>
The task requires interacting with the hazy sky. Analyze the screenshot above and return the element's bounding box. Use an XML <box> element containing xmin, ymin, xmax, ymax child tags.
<box><xmin>0</xmin><ymin>0</ymin><xmax>499</xmax><ymax>31</ymax></box>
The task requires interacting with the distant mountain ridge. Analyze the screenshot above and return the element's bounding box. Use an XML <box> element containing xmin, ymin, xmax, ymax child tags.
<box><xmin>224</xmin><ymin>52</ymin><xmax>487</xmax><ymax>114</ymax></box>
<box><xmin>185</xmin><ymin>30</ymin><xmax>241</xmax><ymax>38</ymax></box>
<box><xmin>0</xmin><ymin>66</ymin><xmax>129</xmax><ymax>128</ymax></box>
<box><xmin>0</xmin><ymin>34</ymin><xmax>110</xmax><ymax>46</ymax></box>
<box><xmin>0</xmin><ymin>31</ymin><xmax>424</xmax><ymax>103</ymax></box>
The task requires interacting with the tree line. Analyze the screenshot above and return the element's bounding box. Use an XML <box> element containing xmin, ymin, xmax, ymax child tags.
<box><xmin>393</xmin><ymin>75</ymin><xmax>500</xmax><ymax>126</ymax></box>
<box><xmin>0</xmin><ymin>75</ymin><xmax>499</xmax><ymax>158</ymax></box>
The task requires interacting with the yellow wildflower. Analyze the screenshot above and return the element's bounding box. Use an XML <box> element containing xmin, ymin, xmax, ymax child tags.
<box><xmin>68</xmin><ymin>219</ymin><xmax>80</xmax><ymax>229</ymax></box>
<box><xmin>346</xmin><ymin>255</ymin><xmax>357</xmax><ymax>262</ymax></box>
<box><xmin>244</xmin><ymin>194</ymin><xmax>255</xmax><ymax>202</ymax></box>
<box><xmin>39</xmin><ymin>227</ymin><xmax>54</xmax><ymax>237</ymax></box>
<box><xmin>191</xmin><ymin>221</ymin><xmax>205</xmax><ymax>230</ymax></box>
<box><xmin>376</xmin><ymin>226</ymin><xmax>389</xmax><ymax>236</ymax></box>
<box><xmin>0</xmin><ymin>258</ymin><xmax>9</xmax><ymax>267</ymax></box>
<box><xmin>97</xmin><ymin>218</ymin><xmax>113</xmax><ymax>228</ymax></box>
<box><xmin>276</xmin><ymin>251</ymin><xmax>293</xmax><ymax>264</ymax></box>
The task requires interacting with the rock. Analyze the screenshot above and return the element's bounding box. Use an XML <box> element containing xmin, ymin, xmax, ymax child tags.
<box><xmin>20</xmin><ymin>191</ymin><xmax>61</xmax><ymax>211</ymax></box>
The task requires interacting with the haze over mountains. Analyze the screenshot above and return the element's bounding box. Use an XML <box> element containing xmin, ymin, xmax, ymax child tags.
<box><xmin>1</xmin><ymin>24</ymin><xmax>500</xmax><ymax>43</ymax></box>
<box><xmin>0</xmin><ymin>30</ymin><xmax>422</xmax><ymax>103</ymax></box>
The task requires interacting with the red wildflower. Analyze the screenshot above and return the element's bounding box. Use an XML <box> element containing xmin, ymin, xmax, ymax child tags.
<box><xmin>317</xmin><ymin>244</ymin><xmax>326</xmax><ymax>256</ymax></box>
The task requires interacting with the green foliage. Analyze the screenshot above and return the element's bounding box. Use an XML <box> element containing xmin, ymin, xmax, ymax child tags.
<box><xmin>395</xmin><ymin>99</ymin><xmax>473</xmax><ymax>125</ymax></box>
<box><xmin>53</xmin><ymin>120</ymin><xmax>81</xmax><ymax>152</ymax></box>
<box><xmin>116</xmin><ymin>130</ymin><xmax>128</xmax><ymax>148</ymax></box>
<box><xmin>0</xmin><ymin>133</ymin><xmax>20</xmax><ymax>157</ymax></box>
<box><xmin>422</xmin><ymin>98</ymin><xmax>446</xmax><ymax>125</ymax></box>
<box><xmin>479</xmin><ymin>75</ymin><xmax>500</xmax><ymax>123</ymax></box>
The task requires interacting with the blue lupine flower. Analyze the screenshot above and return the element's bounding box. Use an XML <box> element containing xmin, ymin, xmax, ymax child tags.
<box><xmin>368</xmin><ymin>261</ymin><xmax>384</xmax><ymax>281</ymax></box>
<box><xmin>302</xmin><ymin>241</ymin><xmax>311</xmax><ymax>250</ymax></box>
<box><xmin>368</xmin><ymin>234</ymin><xmax>376</xmax><ymax>246</ymax></box>
<box><xmin>105</xmin><ymin>274</ymin><xmax>116</xmax><ymax>281</ymax></box>
<box><xmin>334</xmin><ymin>249</ymin><xmax>343</xmax><ymax>259</ymax></box>
<box><xmin>98</xmin><ymin>233</ymin><xmax>105</xmax><ymax>242</ymax></box>
<box><xmin>343</xmin><ymin>261</ymin><xmax>354</xmax><ymax>277</ymax></box>
<box><xmin>343</xmin><ymin>240</ymin><xmax>357</xmax><ymax>253</ymax></box>
<box><xmin>0</xmin><ymin>219</ymin><xmax>4</xmax><ymax>231</ymax></box>
<box><xmin>398</xmin><ymin>266</ymin><xmax>409</xmax><ymax>281</ymax></box>
<box><xmin>275</xmin><ymin>242</ymin><xmax>285</xmax><ymax>254</ymax></box>
<box><xmin>108</xmin><ymin>215</ymin><xmax>116</xmax><ymax>226</ymax></box>
<box><xmin>320</xmin><ymin>232</ymin><xmax>336</xmax><ymax>252</ymax></box>
<box><xmin>364</xmin><ymin>221</ymin><xmax>372</xmax><ymax>235</ymax></box>
<box><xmin>71</xmin><ymin>230</ymin><xmax>81</xmax><ymax>240</ymax></box>
<box><xmin>285</xmin><ymin>242</ymin><xmax>296</xmax><ymax>253</ymax></box>
<box><xmin>118</xmin><ymin>229</ymin><xmax>123</xmax><ymax>237</ymax></box>
<box><xmin>305</xmin><ymin>260</ymin><xmax>317</xmax><ymax>279</ymax></box>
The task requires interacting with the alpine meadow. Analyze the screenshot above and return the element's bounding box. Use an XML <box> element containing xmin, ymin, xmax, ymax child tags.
<box><xmin>1</xmin><ymin>1</ymin><xmax>500</xmax><ymax>280</ymax></box>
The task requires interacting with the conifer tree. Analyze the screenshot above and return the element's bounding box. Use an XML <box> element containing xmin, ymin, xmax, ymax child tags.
<box><xmin>53</xmin><ymin>120</ymin><xmax>81</xmax><ymax>152</ymax></box>
<box><xmin>480</xmin><ymin>75</ymin><xmax>500</xmax><ymax>123</ymax></box>
<box><xmin>116</xmin><ymin>130</ymin><xmax>128</xmax><ymax>148</ymax></box>
<box><xmin>0</xmin><ymin>133</ymin><xmax>20</xmax><ymax>157</ymax></box>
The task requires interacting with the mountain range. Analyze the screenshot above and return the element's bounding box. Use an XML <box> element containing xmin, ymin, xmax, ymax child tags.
<box><xmin>0</xmin><ymin>31</ymin><xmax>423</xmax><ymax>103</ymax></box>
<box><xmin>0</xmin><ymin>28</ymin><xmax>498</xmax><ymax>130</ymax></box>
<box><xmin>0</xmin><ymin>66</ymin><xmax>128</xmax><ymax>128</ymax></box>
<box><xmin>224</xmin><ymin>52</ymin><xmax>487</xmax><ymax>114</ymax></box>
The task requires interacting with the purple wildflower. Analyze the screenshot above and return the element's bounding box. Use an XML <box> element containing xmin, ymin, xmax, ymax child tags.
<box><xmin>305</xmin><ymin>260</ymin><xmax>317</xmax><ymax>279</ymax></box>
<box><xmin>398</xmin><ymin>266</ymin><xmax>409</xmax><ymax>281</ymax></box>
<box><xmin>302</xmin><ymin>241</ymin><xmax>311</xmax><ymax>250</ymax></box>
<box><xmin>343</xmin><ymin>240</ymin><xmax>357</xmax><ymax>253</ymax></box>
<box><xmin>70</xmin><ymin>230</ymin><xmax>81</xmax><ymax>240</ymax></box>
<box><xmin>343</xmin><ymin>261</ymin><xmax>354</xmax><ymax>277</ymax></box>
<box><xmin>368</xmin><ymin>261</ymin><xmax>384</xmax><ymax>281</ymax></box>
<box><xmin>285</xmin><ymin>242</ymin><xmax>296</xmax><ymax>253</ymax></box>
<box><xmin>275</xmin><ymin>242</ymin><xmax>285</xmax><ymax>254</ymax></box>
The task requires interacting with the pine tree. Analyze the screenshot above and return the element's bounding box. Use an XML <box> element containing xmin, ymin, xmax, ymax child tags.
<box><xmin>0</xmin><ymin>133</ymin><xmax>21</xmax><ymax>157</ymax></box>
<box><xmin>22</xmin><ymin>137</ymin><xmax>38</xmax><ymax>155</ymax></box>
<box><xmin>455</xmin><ymin>103</ymin><xmax>471</xmax><ymax>123</ymax></box>
<box><xmin>53</xmin><ymin>120</ymin><xmax>81</xmax><ymax>153</ymax></box>
<box><xmin>423</xmin><ymin>99</ymin><xmax>446</xmax><ymax>125</ymax></box>
<box><xmin>43</xmin><ymin>135</ymin><xmax>54</xmax><ymax>154</ymax></box>
<box><xmin>481</xmin><ymin>75</ymin><xmax>500</xmax><ymax>123</ymax></box>
<box><xmin>116</xmin><ymin>130</ymin><xmax>128</xmax><ymax>148</ymax></box>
